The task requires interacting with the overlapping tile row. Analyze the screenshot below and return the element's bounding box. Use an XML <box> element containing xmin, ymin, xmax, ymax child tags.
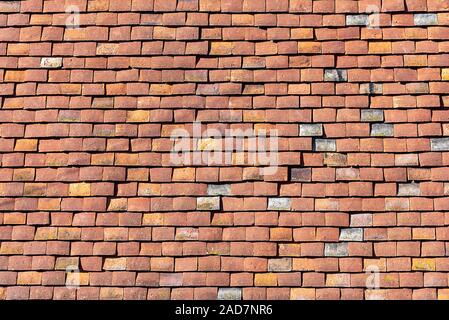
<box><xmin>1</xmin><ymin>0</ymin><xmax>449</xmax><ymax>300</ymax></box>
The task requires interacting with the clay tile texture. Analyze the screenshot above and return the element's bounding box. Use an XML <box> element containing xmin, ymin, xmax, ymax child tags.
<box><xmin>1</xmin><ymin>0</ymin><xmax>449</xmax><ymax>301</ymax></box>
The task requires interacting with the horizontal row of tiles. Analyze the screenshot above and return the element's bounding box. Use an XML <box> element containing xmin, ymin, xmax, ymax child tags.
<box><xmin>2</xmin><ymin>195</ymin><xmax>449</xmax><ymax>211</ymax></box>
<box><xmin>6</xmin><ymin>0</ymin><xmax>449</xmax><ymax>13</ymax></box>
<box><xmin>2</xmin><ymin>226</ymin><xmax>449</xmax><ymax>242</ymax></box>
<box><xmin>1</xmin><ymin>241</ymin><xmax>449</xmax><ymax>257</ymax></box>
<box><xmin>2</xmin><ymin>286</ymin><xmax>448</xmax><ymax>300</ymax></box>
<box><xmin>6</xmin><ymin>27</ymin><xmax>449</xmax><ymax>42</ymax></box>
<box><xmin>3</xmin><ymin>255</ymin><xmax>449</xmax><ymax>271</ymax></box>
<box><xmin>2</xmin><ymin>211</ymin><xmax>448</xmax><ymax>226</ymax></box>
<box><xmin>2</xmin><ymin>181</ymin><xmax>449</xmax><ymax>196</ymax></box>
<box><xmin>3</xmin><ymin>56</ymin><xmax>449</xmax><ymax>69</ymax></box>
<box><xmin>2</xmin><ymin>270</ymin><xmax>449</xmax><ymax>287</ymax></box>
